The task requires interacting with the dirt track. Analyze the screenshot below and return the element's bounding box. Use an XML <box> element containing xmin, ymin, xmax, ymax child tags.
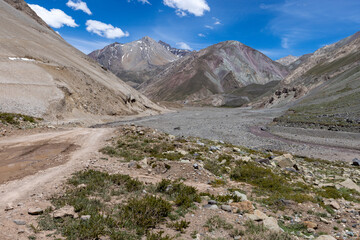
<box><xmin>0</xmin><ymin>128</ymin><xmax>113</xmax><ymax>208</ymax></box>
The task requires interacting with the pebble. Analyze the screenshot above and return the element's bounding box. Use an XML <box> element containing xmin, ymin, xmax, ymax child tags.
<box><xmin>81</xmin><ymin>215</ymin><xmax>91</xmax><ymax>221</ymax></box>
<box><xmin>13</xmin><ymin>220</ymin><xmax>26</xmax><ymax>225</ymax></box>
<box><xmin>28</xmin><ymin>207</ymin><xmax>43</xmax><ymax>215</ymax></box>
<box><xmin>208</xmin><ymin>200</ymin><xmax>217</xmax><ymax>205</ymax></box>
<box><xmin>233</xmin><ymin>191</ymin><xmax>247</xmax><ymax>201</ymax></box>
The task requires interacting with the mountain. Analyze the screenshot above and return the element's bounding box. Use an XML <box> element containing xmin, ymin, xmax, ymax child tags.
<box><xmin>260</xmin><ymin>32</ymin><xmax>360</xmax><ymax>132</ymax></box>
<box><xmin>158</xmin><ymin>41</ymin><xmax>192</xmax><ymax>58</ymax></box>
<box><xmin>0</xmin><ymin>0</ymin><xmax>162</xmax><ymax>122</ymax></box>
<box><xmin>276</xmin><ymin>55</ymin><xmax>299</xmax><ymax>66</ymax></box>
<box><xmin>140</xmin><ymin>40</ymin><xmax>289</xmax><ymax>106</ymax></box>
<box><xmin>88</xmin><ymin>37</ymin><xmax>178</xmax><ymax>87</ymax></box>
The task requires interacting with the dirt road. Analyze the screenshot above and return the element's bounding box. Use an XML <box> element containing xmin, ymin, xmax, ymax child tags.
<box><xmin>0</xmin><ymin>128</ymin><xmax>113</xmax><ymax>208</ymax></box>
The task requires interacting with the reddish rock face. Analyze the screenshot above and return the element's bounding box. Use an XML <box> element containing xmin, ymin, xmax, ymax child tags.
<box><xmin>142</xmin><ymin>41</ymin><xmax>289</xmax><ymax>105</ymax></box>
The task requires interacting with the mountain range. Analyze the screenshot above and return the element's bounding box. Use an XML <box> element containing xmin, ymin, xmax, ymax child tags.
<box><xmin>90</xmin><ymin>37</ymin><xmax>289</xmax><ymax>106</ymax></box>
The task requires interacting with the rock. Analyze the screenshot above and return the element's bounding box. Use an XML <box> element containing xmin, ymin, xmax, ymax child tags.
<box><xmin>203</xmin><ymin>204</ymin><xmax>219</xmax><ymax>210</ymax></box>
<box><xmin>329</xmin><ymin>201</ymin><xmax>340</xmax><ymax>210</ymax></box>
<box><xmin>210</xmin><ymin>146</ymin><xmax>220</xmax><ymax>151</ymax></box>
<box><xmin>53</xmin><ymin>206</ymin><xmax>76</xmax><ymax>219</ymax></box>
<box><xmin>78</xmin><ymin>183</ymin><xmax>87</xmax><ymax>189</ymax></box>
<box><xmin>208</xmin><ymin>200</ymin><xmax>217</xmax><ymax>205</ymax></box>
<box><xmin>315</xmin><ymin>235</ymin><xmax>337</xmax><ymax>240</ymax></box>
<box><xmin>304</xmin><ymin>221</ymin><xmax>318</xmax><ymax>229</ymax></box>
<box><xmin>352</xmin><ymin>158</ymin><xmax>360</xmax><ymax>166</ymax></box>
<box><xmin>28</xmin><ymin>207</ymin><xmax>43</xmax><ymax>215</ymax></box>
<box><xmin>5</xmin><ymin>203</ymin><xmax>14</xmax><ymax>211</ymax></box>
<box><xmin>174</xmin><ymin>127</ymin><xmax>181</xmax><ymax>130</ymax></box>
<box><xmin>221</xmin><ymin>205</ymin><xmax>232</xmax><ymax>212</ymax></box>
<box><xmin>339</xmin><ymin>178</ymin><xmax>360</xmax><ymax>192</ymax></box>
<box><xmin>128</xmin><ymin>161</ymin><xmax>137</xmax><ymax>168</ymax></box>
<box><xmin>233</xmin><ymin>191</ymin><xmax>247</xmax><ymax>201</ymax></box>
<box><xmin>230</xmin><ymin>201</ymin><xmax>254</xmax><ymax>214</ymax></box>
<box><xmin>13</xmin><ymin>220</ymin><xmax>26</xmax><ymax>225</ymax></box>
<box><xmin>320</xmin><ymin>217</ymin><xmax>330</xmax><ymax>224</ymax></box>
<box><xmin>193</xmin><ymin>163</ymin><xmax>199</xmax><ymax>170</ymax></box>
<box><xmin>233</xmin><ymin>147</ymin><xmax>241</xmax><ymax>153</ymax></box>
<box><xmin>245</xmin><ymin>209</ymin><xmax>267</xmax><ymax>221</ymax></box>
<box><xmin>273</xmin><ymin>155</ymin><xmax>295</xmax><ymax>168</ymax></box>
<box><xmin>263</xmin><ymin>217</ymin><xmax>282</xmax><ymax>232</ymax></box>
<box><xmin>240</xmin><ymin>156</ymin><xmax>251</xmax><ymax>162</ymax></box>
<box><xmin>80</xmin><ymin>215</ymin><xmax>91</xmax><ymax>221</ymax></box>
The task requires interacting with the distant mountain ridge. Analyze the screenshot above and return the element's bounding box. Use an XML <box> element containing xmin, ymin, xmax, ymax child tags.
<box><xmin>276</xmin><ymin>55</ymin><xmax>299</xmax><ymax>66</ymax></box>
<box><xmin>140</xmin><ymin>40</ymin><xmax>289</xmax><ymax>106</ymax></box>
<box><xmin>158</xmin><ymin>41</ymin><xmax>192</xmax><ymax>58</ymax></box>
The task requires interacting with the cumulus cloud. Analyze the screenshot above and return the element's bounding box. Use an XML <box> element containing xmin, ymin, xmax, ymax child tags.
<box><xmin>163</xmin><ymin>0</ymin><xmax>210</xmax><ymax>17</ymax></box>
<box><xmin>29</xmin><ymin>4</ymin><xmax>78</xmax><ymax>28</ymax></box>
<box><xmin>86</xmin><ymin>20</ymin><xmax>129</xmax><ymax>39</ymax></box>
<box><xmin>66</xmin><ymin>0</ymin><xmax>92</xmax><ymax>15</ymax></box>
<box><xmin>176</xmin><ymin>42</ymin><xmax>192</xmax><ymax>50</ymax></box>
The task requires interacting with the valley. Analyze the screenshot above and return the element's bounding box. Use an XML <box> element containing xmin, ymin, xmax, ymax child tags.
<box><xmin>0</xmin><ymin>0</ymin><xmax>359</xmax><ymax>239</ymax></box>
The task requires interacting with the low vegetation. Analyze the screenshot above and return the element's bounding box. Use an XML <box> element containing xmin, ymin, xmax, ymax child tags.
<box><xmin>0</xmin><ymin>112</ymin><xmax>41</xmax><ymax>125</ymax></box>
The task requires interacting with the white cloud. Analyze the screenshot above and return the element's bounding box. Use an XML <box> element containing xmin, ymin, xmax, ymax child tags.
<box><xmin>86</xmin><ymin>20</ymin><xmax>129</xmax><ymax>39</ymax></box>
<box><xmin>127</xmin><ymin>0</ymin><xmax>151</xmax><ymax>4</ymax></box>
<box><xmin>29</xmin><ymin>4</ymin><xmax>78</xmax><ymax>28</ymax></box>
<box><xmin>63</xmin><ymin>36</ymin><xmax>112</xmax><ymax>54</ymax></box>
<box><xmin>281</xmin><ymin>37</ymin><xmax>289</xmax><ymax>49</ymax></box>
<box><xmin>66</xmin><ymin>0</ymin><xmax>92</xmax><ymax>15</ymax></box>
<box><xmin>213</xmin><ymin>17</ymin><xmax>221</xmax><ymax>25</ymax></box>
<box><xmin>205</xmin><ymin>25</ymin><xmax>213</xmax><ymax>29</ymax></box>
<box><xmin>198</xmin><ymin>33</ymin><xmax>205</xmax><ymax>37</ymax></box>
<box><xmin>163</xmin><ymin>0</ymin><xmax>210</xmax><ymax>17</ymax></box>
<box><xmin>176</xmin><ymin>42</ymin><xmax>192</xmax><ymax>50</ymax></box>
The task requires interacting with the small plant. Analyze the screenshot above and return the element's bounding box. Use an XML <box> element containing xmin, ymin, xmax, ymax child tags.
<box><xmin>119</xmin><ymin>195</ymin><xmax>172</xmax><ymax>232</ymax></box>
<box><xmin>204</xmin><ymin>215</ymin><xmax>233</xmax><ymax>232</ymax></box>
<box><xmin>147</xmin><ymin>231</ymin><xmax>173</xmax><ymax>240</ymax></box>
<box><xmin>168</xmin><ymin>220</ymin><xmax>190</xmax><ymax>233</ymax></box>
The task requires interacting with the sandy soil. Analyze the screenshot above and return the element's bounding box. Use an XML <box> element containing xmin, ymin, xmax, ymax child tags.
<box><xmin>100</xmin><ymin>107</ymin><xmax>360</xmax><ymax>162</ymax></box>
<box><xmin>0</xmin><ymin>128</ymin><xmax>113</xmax><ymax>209</ymax></box>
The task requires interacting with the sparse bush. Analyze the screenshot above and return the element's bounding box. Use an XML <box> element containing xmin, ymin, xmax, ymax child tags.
<box><xmin>204</xmin><ymin>215</ymin><xmax>233</xmax><ymax>232</ymax></box>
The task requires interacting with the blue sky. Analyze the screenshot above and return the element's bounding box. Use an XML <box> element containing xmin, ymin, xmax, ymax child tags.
<box><xmin>27</xmin><ymin>0</ymin><xmax>360</xmax><ymax>60</ymax></box>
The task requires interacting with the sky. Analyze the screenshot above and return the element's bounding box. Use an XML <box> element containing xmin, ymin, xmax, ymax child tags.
<box><xmin>27</xmin><ymin>0</ymin><xmax>360</xmax><ymax>60</ymax></box>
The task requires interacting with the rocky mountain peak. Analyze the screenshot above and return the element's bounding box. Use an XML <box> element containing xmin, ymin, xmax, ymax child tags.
<box><xmin>158</xmin><ymin>40</ymin><xmax>192</xmax><ymax>58</ymax></box>
<box><xmin>276</xmin><ymin>55</ymin><xmax>299</xmax><ymax>66</ymax></box>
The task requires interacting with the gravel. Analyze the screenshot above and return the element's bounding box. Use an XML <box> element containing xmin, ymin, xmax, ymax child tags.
<box><xmin>104</xmin><ymin>107</ymin><xmax>360</xmax><ymax>162</ymax></box>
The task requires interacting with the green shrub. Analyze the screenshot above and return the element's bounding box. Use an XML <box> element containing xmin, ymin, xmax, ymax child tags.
<box><xmin>119</xmin><ymin>195</ymin><xmax>172</xmax><ymax>231</ymax></box>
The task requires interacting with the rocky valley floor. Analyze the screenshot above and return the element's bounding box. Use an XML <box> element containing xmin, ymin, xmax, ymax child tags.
<box><xmin>0</xmin><ymin>108</ymin><xmax>359</xmax><ymax>240</ymax></box>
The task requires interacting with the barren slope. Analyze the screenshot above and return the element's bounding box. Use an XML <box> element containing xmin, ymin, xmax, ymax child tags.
<box><xmin>88</xmin><ymin>37</ymin><xmax>178</xmax><ymax>87</ymax></box>
<box><xmin>259</xmin><ymin>32</ymin><xmax>360</xmax><ymax>132</ymax></box>
<box><xmin>0</xmin><ymin>0</ymin><xmax>163</xmax><ymax>122</ymax></box>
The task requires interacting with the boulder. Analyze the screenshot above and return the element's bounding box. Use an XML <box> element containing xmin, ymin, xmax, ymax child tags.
<box><xmin>245</xmin><ymin>209</ymin><xmax>267</xmax><ymax>221</ymax></box>
<box><xmin>315</xmin><ymin>235</ymin><xmax>337</xmax><ymax>240</ymax></box>
<box><xmin>233</xmin><ymin>191</ymin><xmax>247</xmax><ymax>201</ymax></box>
<box><xmin>230</xmin><ymin>201</ymin><xmax>254</xmax><ymax>214</ymax></box>
<box><xmin>263</xmin><ymin>217</ymin><xmax>282</xmax><ymax>232</ymax></box>
<box><xmin>304</xmin><ymin>221</ymin><xmax>318</xmax><ymax>229</ymax></box>
<box><xmin>273</xmin><ymin>155</ymin><xmax>295</xmax><ymax>168</ymax></box>
<box><xmin>339</xmin><ymin>178</ymin><xmax>360</xmax><ymax>192</ymax></box>
<box><xmin>221</xmin><ymin>205</ymin><xmax>232</xmax><ymax>212</ymax></box>
<box><xmin>352</xmin><ymin>158</ymin><xmax>360</xmax><ymax>166</ymax></box>
<box><xmin>53</xmin><ymin>206</ymin><xmax>76</xmax><ymax>219</ymax></box>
